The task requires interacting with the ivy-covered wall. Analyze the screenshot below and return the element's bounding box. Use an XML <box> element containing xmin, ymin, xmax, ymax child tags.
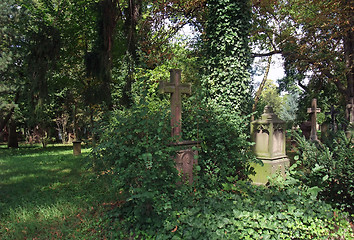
<box><xmin>203</xmin><ymin>0</ymin><xmax>252</xmax><ymax>114</ymax></box>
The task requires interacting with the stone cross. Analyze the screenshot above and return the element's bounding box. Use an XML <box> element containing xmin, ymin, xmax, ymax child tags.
<box><xmin>307</xmin><ymin>98</ymin><xmax>321</xmax><ymax>141</ymax></box>
<box><xmin>159</xmin><ymin>69</ymin><xmax>191</xmax><ymax>140</ymax></box>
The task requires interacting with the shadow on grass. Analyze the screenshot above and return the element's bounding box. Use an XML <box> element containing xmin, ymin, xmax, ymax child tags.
<box><xmin>0</xmin><ymin>145</ymin><xmax>110</xmax><ymax>216</ymax></box>
<box><xmin>0</xmin><ymin>145</ymin><xmax>116</xmax><ymax>239</ymax></box>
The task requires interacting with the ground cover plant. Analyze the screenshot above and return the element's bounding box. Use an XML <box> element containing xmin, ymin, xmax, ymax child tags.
<box><xmin>0</xmin><ymin>144</ymin><xmax>118</xmax><ymax>239</ymax></box>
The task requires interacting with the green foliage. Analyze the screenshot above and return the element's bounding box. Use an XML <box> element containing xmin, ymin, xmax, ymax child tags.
<box><xmin>293</xmin><ymin>131</ymin><xmax>354</xmax><ymax>215</ymax></box>
<box><xmin>90</xmin><ymin>100</ymin><xmax>182</xmax><ymax>227</ymax></box>
<box><xmin>183</xmin><ymin>96</ymin><xmax>258</xmax><ymax>188</ymax></box>
<box><xmin>257</xmin><ymin>80</ymin><xmax>283</xmax><ymax>117</ymax></box>
<box><xmin>109</xmin><ymin>179</ymin><xmax>353</xmax><ymax>239</ymax></box>
<box><xmin>202</xmin><ymin>0</ymin><xmax>252</xmax><ymax>114</ymax></box>
<box><xmin>279</xmin><ymin>91</ymin><xmax>299</xmax><ymax>125</ymax></box>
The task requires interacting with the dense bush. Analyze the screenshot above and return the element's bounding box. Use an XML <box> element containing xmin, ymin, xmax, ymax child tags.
<box><xmin>91</xmin><ymin>100</ymin><xmax>181</xmax><ymax>228</ymax></box>
<box><xmin>90</xmin><ymin>98</ymin><xmax>353</xmax><ymax>239</ymax></box>
<box><xmin>293</xmin><ymin>131</ymin><xmax>354</xmax><ymax>215</ymax></box>
<box><xmin>182</xmin><ymin>97</ymin><xmax>258</xmax><ymax>188</ymax></box>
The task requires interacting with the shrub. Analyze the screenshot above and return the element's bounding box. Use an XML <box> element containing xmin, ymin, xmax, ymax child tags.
<box><xmin>182</xmin><ymin>97</ymin><xmax>258</xmax><ymax>189</ymax></box>
<box><xmin>293</xmin><ymin>131</ymin><xmax>354</xmax><ymax>215</ymax></box>
<box><xmin>90</xmin><ymin>100</ymin><xmax>181</xmax><ymax>229</ymax></box>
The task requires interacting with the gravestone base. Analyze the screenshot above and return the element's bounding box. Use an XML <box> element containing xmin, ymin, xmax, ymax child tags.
<box><xmin>73</xmin><ymin>140</ymin><xmax>82</xmax><ymax>156</ymax></box>
<box><xmin>250</xmin><ymin>157</ymin><xmax>290</xmax><ymax>185</ymax></box>
<box><xmin>172</xmin><ymin>140</ymin><xmax>199</xmax><ymax>184</ymax></box>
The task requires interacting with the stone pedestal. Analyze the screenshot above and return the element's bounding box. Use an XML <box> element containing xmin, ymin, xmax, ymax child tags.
<box><xmin>250</xmin><ymin>159</ymin><xmax>290</xmax><ymax>185</ymax></box>
<box><xmin>172</xmin><ymin>140</ymin><xmax>199</xmax><ymax>184</ymax></box>
<box><xmin>250</xmin><ymin>106</ymin><xmax>290</xmax><ymax>185</ymax></box>
<box><xmin>73</xmin><ymin>140</ymin><xmax>82</xmax><ymax>156</ymax></box>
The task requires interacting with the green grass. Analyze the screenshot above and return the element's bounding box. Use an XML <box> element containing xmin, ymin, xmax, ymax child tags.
<box><xmin>0</xmin><ymin>144</ymin><xmax>117</xmax><ymax>239</ymax></box>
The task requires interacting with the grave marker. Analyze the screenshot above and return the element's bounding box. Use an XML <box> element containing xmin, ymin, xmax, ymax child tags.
<box><xmin>159</xmin><ymin>69</ymin><xmax>198</xmax><ymax>184</ymax></box>
<box><xmin>250</xmin><ymin>106</ymin><xmax>290</xmax><ymax>185</ymax></box>
<box><xmin>159</xmin><ymin>69</ymin><xmax>191</xmax><ymax>140</ymax></box>
<box><xmin>307</xmin><ymin>98</ymin><xmax>321</xmax><ymax>141</ymax></box>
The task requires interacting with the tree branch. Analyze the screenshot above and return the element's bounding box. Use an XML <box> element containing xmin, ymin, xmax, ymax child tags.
<box><xmin>252</xmin><ymin>50</ymin><xmax>282</xmax><ymax>58</ymax></box>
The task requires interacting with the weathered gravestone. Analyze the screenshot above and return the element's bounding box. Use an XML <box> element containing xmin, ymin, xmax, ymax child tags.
<box><xmin>159</xmin><ymin>69</ymin><xmax>199</xmax><ymax>184</ymax></box>
<box><xmin>73</xmin><ymin>140</ymin><xmax>82</xmax><ymax>156</ymax></box>
<box><xmin>307</xmin><ymin>98</ymin><xmax>321</xmax><ymax>142</ymax></box>
<box><xmin>250</xmin><ymin>106</ymin><xmax>290</xmax><ymax>185</ymax></box>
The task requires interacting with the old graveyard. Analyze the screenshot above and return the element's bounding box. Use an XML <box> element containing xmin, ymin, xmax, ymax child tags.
<box><xmin>1</xmin><ymin>1</ymin><xmax>354</xmax><ymax>239</ymax></box>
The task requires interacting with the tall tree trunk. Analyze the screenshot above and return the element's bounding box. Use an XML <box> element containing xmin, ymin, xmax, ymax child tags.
<box><xmin>120</xmin><ymin>0</ymin><xmax>142</xmax><ymax>108</ymax></box>
<box><xmin>7</xmin><ymin>119</ymin><xmax>18</xmax><ymax>148</ymax></box>
<box><xmin>0</xmin><ymin>92</ymin><xmax>20</xmax><ymax>132</ymax></box>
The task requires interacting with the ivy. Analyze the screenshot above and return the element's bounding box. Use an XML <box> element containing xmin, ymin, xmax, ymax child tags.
<box><xmin>202</xmin><ymin>0</ymin><xmax>252</xmax><ymax>114</ymax></box>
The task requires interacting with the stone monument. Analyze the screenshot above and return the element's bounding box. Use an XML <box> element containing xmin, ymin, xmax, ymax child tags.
<box><xmin>250</xmin><ymin>106</ymin><xmax>290</xmax><ymax>185</ymax></box>
<box><xmin>73</xmin><ymin>140</ymin><xmax>82</xmax><ymax>156</ymax></box>
<box><xmin>307</xmin><ymin>98</ymin><xmax>321</xmax><ymax>142</ymax></box>
<box><xmin>159</xmin><ymin>69</ymin><xmax>199</xmax><ymax>184</ymax></box>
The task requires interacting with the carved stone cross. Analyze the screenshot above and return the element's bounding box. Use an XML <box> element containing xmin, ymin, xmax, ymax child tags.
<box><xmin>159</xmin><ymin>69</ymin><xmax>191</xmax><ymax>140</ymax></box>
<box><xmin>307</xmin><ymin>98</ymin><xmax>321</xmax><ymax>141</ymax></box>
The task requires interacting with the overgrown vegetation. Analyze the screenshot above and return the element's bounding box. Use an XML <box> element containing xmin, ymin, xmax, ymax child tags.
<box><xmin>293</xmin><ymin>131</ymin><xmax>354</xmax><ymax>215</ymax></box>
<box><xmin>88</xmin><ymin>98</ymin><xmax>353</xmax><ymax>239</ymax></box>
<box><xmin>1</xmin><ymin>138</ymin><xmax>353</xmax><ymax>239</ymax></box>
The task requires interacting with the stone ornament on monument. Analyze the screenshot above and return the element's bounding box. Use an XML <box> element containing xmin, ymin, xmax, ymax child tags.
<box><xmin>159</xmin><ymin>69</ymin><xmax>199</xmax><ymax>184</ymax></box>
<box><xmin>250</xmin><ymin>106</ymin><xmax>290</xmax><ymax>185</ymax></box>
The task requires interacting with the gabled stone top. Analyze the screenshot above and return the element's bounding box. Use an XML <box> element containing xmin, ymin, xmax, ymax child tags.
<box><xmin>253</xmin><ymin>105</ymin><xmax>285</xmax><ymax>124</ymax></box>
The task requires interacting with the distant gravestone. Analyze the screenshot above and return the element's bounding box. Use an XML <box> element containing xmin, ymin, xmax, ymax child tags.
<box><xmin>307</xmin><ymin>98</ymin><xmax>321</xmax><ymax>141</ymax></box>
<box><xmin>73</xmin><ymin>140</ymin><xmax>82</xmax><ymax>156</ymax></box>
<box><xmin>250</xmin><ymin>106</ymin><xmax>290</xmax><ymax>185</ymax></box>
<box><xmin>159</xmin><ymin>69</ymin><xmax>198</xmax><ymax>184</ymax></box>
<box><xmin>322</xmin><ymin>105</ymin><xmax>338</xmax><ymax>142</ymax></box>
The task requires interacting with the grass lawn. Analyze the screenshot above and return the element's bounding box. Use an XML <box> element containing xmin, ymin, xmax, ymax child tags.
<box><xmin>0</xmin><ymin>144</ymin><xmax>117</xmax><ymax>239</ymax></box>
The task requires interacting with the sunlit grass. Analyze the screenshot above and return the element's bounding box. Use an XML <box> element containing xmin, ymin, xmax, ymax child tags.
<box><xmin>0</xmin><ymin>144</ymin><xmax>116</xmax><ymax>239</ymax></box>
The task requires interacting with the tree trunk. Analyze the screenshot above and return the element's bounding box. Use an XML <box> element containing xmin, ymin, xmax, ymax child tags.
<box><xmin>7</xmin><ymin>119</ymin><xmax>18</xmax><ymax>148</ymax></box>
<box><xmin>252</xmin><ymin>55</ymin><xmax>272</xmax><ymax>121</ymax></box>
<box><xmin>120</xmin><ymin>0</ymin><xmax>142</xmax><ymax>108</ymax></box>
